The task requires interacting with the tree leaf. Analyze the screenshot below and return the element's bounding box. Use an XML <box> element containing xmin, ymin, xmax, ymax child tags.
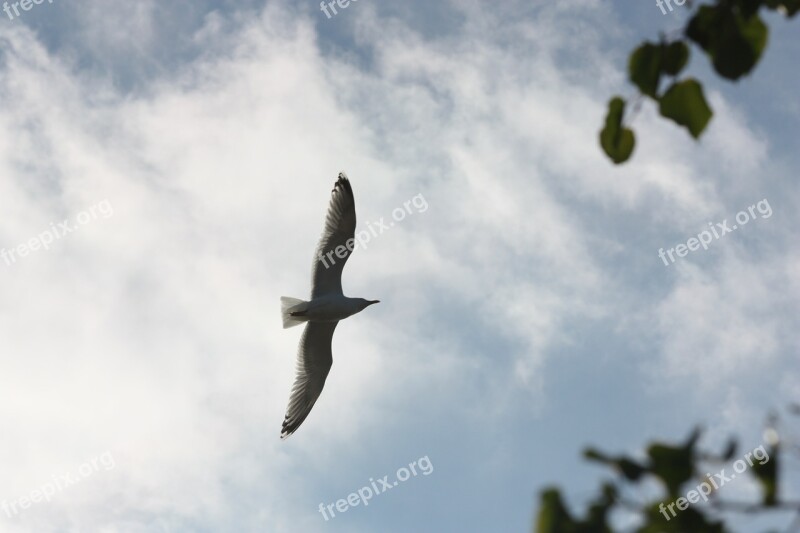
<box><xmin>736</xmin><ymin>0</ymin><xmax>764</xmax><ymax>19</ymax></box>
<box><xmin>600</xmin><ymin>97</ymin><xmax>635</xmax><ymax>164</ymax></box>
<box><xmin>661</xmin><ymin>41</ymin><xmax>690</xmax><ymax>76</ymax></box>
<box><xmin>658</xmin><ymin>79</ymin><xmax>713</xmax><ymax>138</ymax></box>
<box><xmin>751</xmin><ymin>445</ymin><xmax>779</xmax><ymax>506</ymax></box>
<box><xmin>639</xmin><ymin>504</ymin><xmax>727</xmax><ymax>533</ymax></box>
<box><xmin>585</xmin><ymin>447</ymin><xmax>647</xmax><ymax>482</ymax></box>
<box><xmin>535</xmin><ymin>488</ymin><xmax>575</xmax><ymax>532</ymax></box>
<box><xmin>686</xmin><ymin>6</ymin><xmax>717</xmax><ymax>49</ymax></box>
<box><xmin>578</xmin><ymin>483</ymin><xmax>615</xmax><ymax>532</ymax></box>
<box><xmin>647</xmin><ymin>441</ymin><xmax>695</xmax><ymax>497</ymax></box>
<box><xmin>629</xmin><ymin>43</ymin><xmax>663</xmax><ymax>97</ymax></box>
<box><xmin>686</xmin><ymin>5</ymin><xmax>769</xmax><ymax>80</ymax></box>
<box><xmin>717</xmin><ymin>13</ymin><xmax>768</xmax><ymax>79</ymax></box>
<box><xmin>764</xmin><ymin>0</ymin><xmax>800</xmax><ymax>16</ymax></box>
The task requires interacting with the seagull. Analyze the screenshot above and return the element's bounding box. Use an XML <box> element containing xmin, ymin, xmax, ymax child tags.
<box><xmin>279</xmin><ymin>172</ymin><xmax>379</xmax><ymax>440</ymax></box>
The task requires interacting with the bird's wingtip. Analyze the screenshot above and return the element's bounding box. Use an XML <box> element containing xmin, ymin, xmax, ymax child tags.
<box><xmin>280</xmin><ymin>416</ymin><xmax>296</xmax><ymax>440</ymax></box>
<box><xmin>333</xmin><ymin>172</ymin><xmax>353</xmax><ymax>196</ymax></box>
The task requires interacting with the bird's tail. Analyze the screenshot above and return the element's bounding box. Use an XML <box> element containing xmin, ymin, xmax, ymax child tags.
<box><xmin>281</xmin><ymin>296</ymin><xmax>309</xmax><ymax>329</ymax></box>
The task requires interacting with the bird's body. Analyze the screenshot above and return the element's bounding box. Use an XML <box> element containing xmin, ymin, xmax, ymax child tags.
<box><xmin>283</xmin><ymin>294</ymin><xmax>376</xmax><ymax>323</ymax></box>
<box><xmin>279</xmin><ymin>173</ymin><xmax>379</xmax><ymax>440</ymax></box>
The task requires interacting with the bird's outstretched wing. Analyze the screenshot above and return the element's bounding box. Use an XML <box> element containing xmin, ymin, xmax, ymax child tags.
<box><xmin>280</xmin><ymin>321</ymin><xmax>338</xmax><ymax>439</ymax></box>
<box><xmin>310</xmin><ymin>173</ymin><xmax>356</xmax><ymax>298</ymax></box>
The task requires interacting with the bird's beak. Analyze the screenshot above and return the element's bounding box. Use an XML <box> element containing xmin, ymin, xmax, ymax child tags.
<box><xmin>368</xmin><ymin>300</ymin><xmax>380</xmax><ymax>305</ymax></box>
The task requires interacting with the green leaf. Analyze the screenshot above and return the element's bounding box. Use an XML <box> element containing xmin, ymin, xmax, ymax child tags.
<box><xmin>617</xmin><ymin>458</ymin><xmax>647</xmax><ymax>481</ymax></box>
<box><xmin>659</xmin><ymin>79</ymin><xmax>713</xmax><ymax>138</ymax></box>
<box><xmin>599</xmin><ymin>97</ymin><xmax>636</xmax><ymax>164</ymax></box>
<box><xmin>751</xmin><ymin>445</ymin><xmax>779</xmax><ymax>506</ymax></box>
<box><xmin>764</xmin><ymin>0</ymin><xmax>800</xmax><ymax>16</ymax></box>
<box><xmin>629</xmin><ymin>42</ymin><xmax>663</xmax><ymax>97</ymax></box>
<box><xmin>661</xmin><ymin>41</ymin><xmax>690</xmax><ymax>76</ymax></box>
<box><xmin>639</xmin><ymin>504</ymin><xmax>727</xmax><ymax>533</ymax></box>
<box><xmin>578</xmin><ymin>483</ymin><xmax>615</xmax><ymax>532</ymax></box>
<box><xmin>535</xmin><ymin>489</ymin><xmax>575</xmax><ymax>533</ymax></box>
<box><xmin>585</xmin><ymin>447</ymin><xmax>647</xmax><ymax>481</ymax></box>
<box><xmin>686</xmin><ymin>5</ymin><xmax>769</xmax><ymax>80</ymax></box>
<box><xmin>647</xmin><ymin>441</ymin><xmax>695</xmax><ymax>497</ymax></box>
<box><xmin>736</xmin><ymin>0</ymin><xmax>764</xmax><ymax>19</ymax></box>
<box><xmin>584</xmin><ymin>448</ymin><xmax>610</xmax><ymax>462</ymax></box>
<box><xmin>686</xmin><ymin>6</ymin><xmax>717</xmax><ymax>50</ymax></box>
<box><xmin>727</xmin><ymin>14</ymin><xmax>769</xmax><ymax>77</ymax></box>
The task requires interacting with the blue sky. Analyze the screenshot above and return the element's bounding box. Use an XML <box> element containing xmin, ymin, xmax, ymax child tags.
<box><xmin>0</xmin><ymin>1</ymin><xmax>798</xmax><ymax>531</ymax></box>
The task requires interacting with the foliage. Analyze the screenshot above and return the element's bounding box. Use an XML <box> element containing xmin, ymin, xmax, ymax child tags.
<box><xmin>600</xmin><ymin>0</ymin><xmax>797</xmax><ymax>164</ymax></box>
<box><xmin>533</xmin><ymin>407</ymin><xmax>800</xmax><ymax>532</ymax></box>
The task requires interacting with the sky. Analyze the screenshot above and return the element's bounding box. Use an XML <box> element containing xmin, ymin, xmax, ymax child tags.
<box><xmin>0</xmin><ymin>0</ymin><xmax>798</xmax><ymax>531</ymax></box>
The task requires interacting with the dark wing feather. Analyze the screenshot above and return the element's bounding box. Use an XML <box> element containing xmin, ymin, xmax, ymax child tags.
<box><xmin>310</xmin><ymin>173</ymin><xmax>356</xmax><ymax>298</ymax></box>
<box><xmin>280</xmin><ymin>321</ymin><xmax>337</xmax><ymax>439</ymax></box>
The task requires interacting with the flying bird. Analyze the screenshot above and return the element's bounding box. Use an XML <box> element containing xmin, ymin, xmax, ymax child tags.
<box><xmin>279</xmin><ymin>172</ymin><xmax>379</xmax><ymax>439</ymax></box>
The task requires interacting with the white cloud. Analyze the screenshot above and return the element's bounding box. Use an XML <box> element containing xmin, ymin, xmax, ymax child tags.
<box><xmin>651</xmin><ymin>248</ymin><xmax>796</xmax><ymax>390</ymax></box>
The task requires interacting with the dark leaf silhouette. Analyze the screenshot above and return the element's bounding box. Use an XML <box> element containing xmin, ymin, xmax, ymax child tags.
<box><xmin>599</xmin><ymin>98</ymin><xmax>635</xmax><ymax>164</ymax></box>
<box><xmin>659</xmin><ymin>79</ymin><xmax>713</xmax><ymax>138</ymax></box>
